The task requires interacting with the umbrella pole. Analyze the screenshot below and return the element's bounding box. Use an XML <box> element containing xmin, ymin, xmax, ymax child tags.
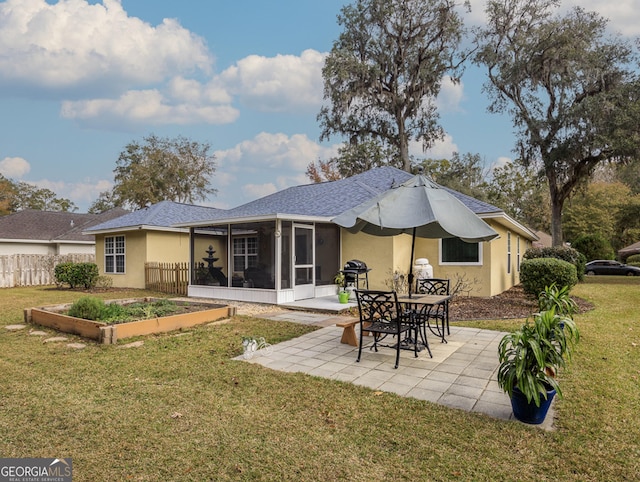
<box><xmin>408</xmin><ymin>227</ymin><xmax>416</xmax><ymax>299</ymax></box>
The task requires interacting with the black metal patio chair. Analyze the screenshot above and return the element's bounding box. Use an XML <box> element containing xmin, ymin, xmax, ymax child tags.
<box><xmin>355</xmin><ymin>289</ymin><xmax>416</xmax><ymax>369</ymax></box>
<box><xmin>415</xmin><ymin>278</ymin><xmax>450</xmax><ymax>340</ymax></box>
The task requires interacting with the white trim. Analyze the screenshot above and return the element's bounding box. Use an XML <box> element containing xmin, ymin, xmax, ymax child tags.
<box><xmin>507</xmin><ymin>231</ymin><xmax>512</xmax><ymax>274</ymax></box>
<box><xmin>479</xmin><ymin>212</ymin><xmax>537</xmax><ymax>240</ymax></box>
<box><xmin>84</xmin><ymin>225</ymin><xmax>190</xmax><ymax>235</ymax></box>
<box><xmin>174</xmin><ymin>213</ymin><xmax>333</xmax><ymax>228</ymax></box>
<box><xmin>104</xmin><ymin>234</ymin><xmax>126</xmax><ymax>274</ymax></box>
<box><xmin>439</xmin><ymin>239</ymin><xmax>483</xmax><ymax>266</ymax></box>
<box><xmin>0</xmin><ymin>238</ymin><xmax>94</xmax><ymax>245</ymax></box>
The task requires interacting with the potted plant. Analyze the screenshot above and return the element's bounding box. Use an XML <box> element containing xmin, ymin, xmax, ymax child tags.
<box><xmin>333</xmin><ymin>272</ymin><xmax>350</xmax><ymax>303</ymax></box>
<box><xmin>497</xmin><ymin>308</ymin><xmax>579</xmax><ymax>424</ymax></box>
<box><xmin>537</xmin><ymin>282</ymin><xmax>579</xmax><ymax>318</ymax></box>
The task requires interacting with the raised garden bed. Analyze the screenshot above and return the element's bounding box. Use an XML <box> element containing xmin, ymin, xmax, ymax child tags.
<box><xmin>24</xmin><ymin>298</ymin><xmax>235</xmax><ymax>345</ymax></box>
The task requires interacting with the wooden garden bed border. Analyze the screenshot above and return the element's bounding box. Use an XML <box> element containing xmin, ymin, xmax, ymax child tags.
<box><xmin>24</xmin><ymin>298</ymin><xmax>236</xmax><ymax>345</ymax></box>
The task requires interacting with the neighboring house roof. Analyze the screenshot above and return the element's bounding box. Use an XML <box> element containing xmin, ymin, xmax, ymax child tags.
<box><xmin>0</xmin><ymin>208</ymin><xmax>129</xmax><ymax>244</ymax></box>
<box><xmin>84</xmin><ymin>201</ymin><xmax>226</xmax><ymax>234</ymax></box>
<box><xmin>618</xmin><ymin>241</ymin><xmax>640</xmax><ymax>256</ymax></box>
<box><xmin>532</xmin><ymin>231</ymin><xmax>553</xmax><ymax>248</ymax></box>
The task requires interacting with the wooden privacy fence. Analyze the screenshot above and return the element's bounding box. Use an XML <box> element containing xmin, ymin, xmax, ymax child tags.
<box><xmin>0</xmin><ymin>254</ymin><xmax>95</xmax><ymax>288</ymax></box>
<box><xmin>145</xmin><ymin>262</ymin><xmax>189</xmax><ymax>296</ymax></box>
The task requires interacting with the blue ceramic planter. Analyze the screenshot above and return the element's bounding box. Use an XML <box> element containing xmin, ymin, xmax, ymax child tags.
<box><xmin>511</xmin><ymin>385</ymin><xmax>556</xmax><ymax>424</ymax></box>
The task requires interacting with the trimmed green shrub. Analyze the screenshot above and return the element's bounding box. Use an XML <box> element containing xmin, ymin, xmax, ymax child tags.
<box><xmin>54</xmin><ymin>262</ymin><xmax>99</xmax><ymax>289</ymax></box>
<box><xmin>572</xmin><ymin>234</ymin><xmax>615</xmax><ymax>262</ymax></box>
<box><xmin>626</xmin><ymin>254</ymin><xmax>640</xmax><ymax>267</ymax></box>
<box><xmin>75</xmin><ymin>263</ymin><xmax>99</xmax><ymax>289</ymax></box>
<box><xmin>524</xmin><ymin>246</ymin><xmax>586</xmax><ymax>282</ymax></box>
<box><xmin>520</xmin><ymin>258</ymin><xmax>578</xmax><ymax>297</ymax></box>
<box><xmin>67</xmin><ymin>296</ymin><xmax>106</xmax><ymax>321</ymax></box>
<box><xmin>54</xmin><ymin>262</ymin><xmax>76</xmax><ymax>287</ymax></box>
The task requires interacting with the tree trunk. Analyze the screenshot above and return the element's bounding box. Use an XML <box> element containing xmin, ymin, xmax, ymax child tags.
<box><xmin>550</xmin><ymin>194</ymin><xmax>564</xmax><ymax>247</ymax></box>
<box><xmin>398</xmin><ymin>116</ymin><xmax>411</xmax><ymax>172</ymax></box>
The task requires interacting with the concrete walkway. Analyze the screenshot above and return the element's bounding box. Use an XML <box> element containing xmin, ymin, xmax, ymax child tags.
<box><xmin>240</xmin><ymin>310</ymin><xmax>555</xmax><ymax>428</ymax></box>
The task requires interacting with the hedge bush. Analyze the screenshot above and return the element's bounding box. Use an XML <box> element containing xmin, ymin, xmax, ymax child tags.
<box><xmin>626</xmin><ymin>254</ymin><xmax>640</xmax><ymax>267</ymax></box>
<box><xmin>520</xmin><ymin>258</ymin><xmax>578</xmax><ymax>297</ymax></box>
<box><xmin>523</xmin><ymin>246</ymin><xmax>586</xmax><ymax>282</ymax></box>
<box><xmin>54</xmin><ymin>262</ymin><xmax>99</xmax><ymax>289</ymax></box>
<box><xmin>54</xmin><ymin>262</ymin><xmax>75</xmax><ymax>287</ymax></box>
<box><xmin>571</xmin><ymin>234</ymin><xmax>614</xmax><ymax>263</ymax></box>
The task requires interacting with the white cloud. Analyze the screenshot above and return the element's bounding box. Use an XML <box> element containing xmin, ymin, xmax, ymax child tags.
<box><xmin>219</xmin><ymin>49</ymin><xmax>326</xmax><ymax>112</ymax></box>
<box><xmin>436</xmin><ymin>76</ymin><xmax>465</xmax><ymax>113</ymax></box>
<box><xmin>410</xmin><ymin>133</ymin><xmax>459</xmax><ymax>160</ymax></box>
<box><xmin>0</xmin><ymin>0</ymin><xmax>326</xmax><ymax>128</ymax></box>
<box><xmin>489</xmin><ymin>156</ymin><xmax>513</xmax><ymax>172</ymax></box>
<box><xmin>0</xmin><ymin>0</ymin><xmax>212</xmax><ymax>94</ymax></box>
<box><xmin>565</xmin><ymin>0</ymin><xmax>640</xmax><ymax>37</ymax></box>
<box><xmin>61</xmin><ymin>88</ymin><xmax>239</xmax><ymax>127</ymax></box>
<box><xmin>23</xmin><ymin>177</ymin><xmax>112</xmax><ymax>210</ymax></box>
<box><xmin>215</xmin><ymin>132</ymin><xmax>339</xmax><ymax>172</ymax></box>
<box><xmin>211</xmin><ymin>132</ymin><xmax>341</xmax><ymax>206</ymax></box>
<box><xmin>59</xmin><ymin>45</ymin><xmax>325</xmax><ymax>127</ymax></box>
<box><xmin>0</xmin><ymin>156</ymin><xmax>31</xmax><ymax>178</ymax></box>
<box><xmin>467</xmin><ymin>0</ymin><xmax>640</xmax><ymax>37</ymax></box>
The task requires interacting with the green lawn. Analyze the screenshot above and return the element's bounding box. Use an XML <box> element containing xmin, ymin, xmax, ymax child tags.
<box><xmin>1</xmin><ymin>279</ymin><xmax>639</xmax><ymax>481</ymax></box>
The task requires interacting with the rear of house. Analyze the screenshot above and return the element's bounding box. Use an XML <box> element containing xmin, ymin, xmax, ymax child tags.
<box><xmin>86</xmin><ymin>168</ymin><xmax>537</xmax><ymax>301</ymax></box>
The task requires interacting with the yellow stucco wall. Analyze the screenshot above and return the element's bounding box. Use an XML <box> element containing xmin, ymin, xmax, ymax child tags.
<box><xmin>94</xmin><ymin>218</ymin><xmax>534</xmax><ymax>296</ymax></box>
<box><xmin>146</xmin><ymin>231</ymin><xmax>190</xmax><ymax>262</ymax></box>
<box><xmin>340</xmin><ymin>219</ymin><xmax>534</xmax><ymax>297</ymax></box>
<box><xmin>95</xmin><ymin>230</ymin><xmax>192</xmax><ymax>289</ymax></box>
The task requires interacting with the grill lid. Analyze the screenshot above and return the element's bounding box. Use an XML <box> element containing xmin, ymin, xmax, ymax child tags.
<box><xmin>344</xmin><ymin>259</ymin><xmax>368</xmax><ymax>272</ymax></box>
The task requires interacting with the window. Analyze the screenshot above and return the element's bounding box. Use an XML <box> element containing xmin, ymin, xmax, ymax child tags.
<box><xmin>517</xmin><ymin>236</ymin><xmax>521</xmax><ymax>272</ymax></box>
<box><xmin>507</xmin><ymin>232</ymin><xmax>512</xmax><ymax>274</ymax></box>
<box><xmin>105</xmin><ymin>235</ymin><xmax>125</xmax><ymax>274</ymax></box>
<box><xmin>233</xmin><ymin>237</ymin><xmax>258</xmax><ymax>271</ymax></box>
<box><xmin>440</xmin><ymin>238</ymin><xmax>482</xmax><ymax>265</ymax></box>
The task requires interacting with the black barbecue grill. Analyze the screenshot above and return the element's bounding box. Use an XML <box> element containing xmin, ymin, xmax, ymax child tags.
<box><xmin>341</xmin><ymin>259</ymin><xmax>370</xmax><ymax>289</ymax></box>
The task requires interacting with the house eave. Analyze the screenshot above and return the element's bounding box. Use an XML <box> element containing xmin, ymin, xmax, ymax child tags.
<box><xmin>174</xmin><ymin>213</ymin><xmax>334</xmax><ymax>228</ymax></box>
<box><xmin>480</xmin><ymin>212</ymin><xmax>538</xmax><ymax>240</ymax></box>
<box><xmin>83</xmin><ymin>225</ymin><xmax>190</xmax><ymax>235</ymax></box>
<box><xmin>0</xmin><ymin>238</ymin><xmax>94</xmax><ymax>245</ymax></box>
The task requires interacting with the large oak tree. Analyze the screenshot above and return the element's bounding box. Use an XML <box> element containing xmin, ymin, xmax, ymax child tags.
<box><xmin>90</xmin><ymin>134</ymin><xmax>217</xmax><ymax>212</ymax></box>
<box><xmin>474</xmin><ymin>0</ymin><xmax>640</xmax><ymax>246</ymax></box>
<box><xmin>318</xmin><ymin>0</ymin><xmax>468</xmax><ymax>172</ymax></box>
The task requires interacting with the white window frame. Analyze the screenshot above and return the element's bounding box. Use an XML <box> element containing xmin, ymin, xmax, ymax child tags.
<box><xmin>439</xmin><ymin>238</ymin><xmax>483</xmax><ymax>266</ymax></box>
<box><xmin>233</xmin><ymin>236</ymin><xmax>258</xmax><ymax>273</ymax></box>
<box><xmin>104</xmin><ymin>235</ymin><xmax>125</xmax><ymax>274</ymax></box>
<box><xmin>517</xmin><ymin>236</ymin><xmax>521</xmax><ymax>272</ymax></box>
<box><xmin>507</xmin><ymin>231</ymin><xmax>512</xmax><ymax>274</ymax></box>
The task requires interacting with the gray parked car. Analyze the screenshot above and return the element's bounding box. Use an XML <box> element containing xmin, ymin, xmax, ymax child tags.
<box><xmin>585</xmin><ymin>260</ymin><xmax>640</xmax><ymax>276</ymax></box>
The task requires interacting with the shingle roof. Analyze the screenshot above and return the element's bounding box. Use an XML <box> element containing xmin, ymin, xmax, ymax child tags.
<box><xmin>84</xmin><ymin>201</ymin><xmax>226</xmax><ymax>232</ymax></box>
<box><xmin>83</xmin><ymin>167</ymin><xmax>505</xmax><ymax>231</ymax></box>
<box><xmin>0</xmin><ymin>208</ymin><xmax>129</xmax><ymax>242</ymax></box>
<box><xmin>221</xmin><ymin>166</ymin><xmax>412</xmax><ymax>219</ymax></box>
<box><xmin>199</xmin><ymin>167</ymin><xmax>503</xmax><ymax>222</ymax></box>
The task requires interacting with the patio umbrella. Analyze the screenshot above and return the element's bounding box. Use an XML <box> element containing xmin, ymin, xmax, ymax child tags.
<box><xmin>331</xmin><ymin>172</ymin><xmax>499</xmax><ymax>297</ymax></box>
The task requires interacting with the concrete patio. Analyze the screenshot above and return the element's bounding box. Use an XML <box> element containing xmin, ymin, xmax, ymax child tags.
<box><xmin>238</xmin><ymin>306</ymin><xmax>556</xmax><ymax>429</ymax></box>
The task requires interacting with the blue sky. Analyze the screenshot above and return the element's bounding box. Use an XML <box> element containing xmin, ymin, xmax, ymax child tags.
<box><xmin>1</xmin><ymin>0</ymin><xmax>638</xmax><ymax>212</ymax></box>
